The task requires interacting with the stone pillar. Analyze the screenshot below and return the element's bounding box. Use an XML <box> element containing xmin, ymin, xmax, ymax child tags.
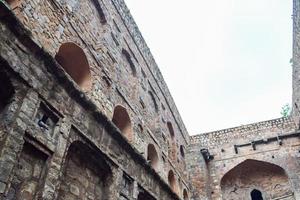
<box><xmin>42</xmin><ymin>118</ymin><xmax>71</xmax><ymax>200</ymax></box>
<box><xmin>109</xmin><ymin>167</ymin><xmax>123</xmax><ymax>200</ymax></box>
<box><xmin>0</xmin><ymin>90</ymin><xmax>37</xmax><ymax>197</ymax></box>
<box><xmin>133</xmin><ymin>180</ymin><xmax>139</xmax><ymax>200</ymax></box>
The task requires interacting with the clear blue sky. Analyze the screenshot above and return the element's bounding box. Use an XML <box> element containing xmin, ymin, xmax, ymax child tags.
<box><xmin>124</xmin><ymin>0</ymin><xmax>293</xmax><ymax>134</ymax></box>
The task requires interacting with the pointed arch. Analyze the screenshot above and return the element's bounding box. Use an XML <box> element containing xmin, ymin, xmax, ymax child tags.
<box><xmin>55</xmin><ymin>42</ymin><xmax>92</xmax><ymax>91</ymax></box>
<box><xmin>57</xmin><ymin>141</ymin><xmax>112</xmax><ymax>199</ymax></box>
<box><xmin>112</xmin><ymin>105</ymin><xmax>133</xmax><ymax>141</ymax></box>
<box><xmin>220</xmin><ymin>159</ymin><xmax>293</xmax><ymax>200</ymax></box>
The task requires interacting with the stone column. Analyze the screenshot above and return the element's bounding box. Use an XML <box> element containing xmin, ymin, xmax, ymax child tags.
<box><xmin>0</xmin><ymin>90</ymin><xmax>37</xmax><ymax>197</ymax></box>
<box><xmin>42</xmin><ymin>118</ymin><xmax>71</xmax><ymax>200</ymax></box>
<box><xmin>108</xmin><ymin>167</ymin><xmax>123</xmax><ymax>200</ymax></box>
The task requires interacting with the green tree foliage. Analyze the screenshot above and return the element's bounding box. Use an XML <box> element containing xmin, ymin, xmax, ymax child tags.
<box><xmin>280</xmin><ymin>104</ymin><xmax>291</xmax><ymax>118</ymax></box>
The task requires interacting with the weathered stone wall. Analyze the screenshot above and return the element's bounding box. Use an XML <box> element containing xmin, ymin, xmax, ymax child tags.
<box><xmin>2</xmin><ymin>0</ymin><xmax>189</xmax><ymax>185</ymax></box>
<box><xmin>221</xmin><ymin>160</ymin><xmax>293</xmax><ymax>200</ymax></box>
<box><xmin>189</xmin><ymin>117</ymin><xmax>300</xmax><ymax>200</ymax></box>
<box><xmin>293</xmin><ymin>0</ymin><xmax>300</xmax><ymax>127</ymax></box>
<box><xmin>1</xmin><ymin>0</ymin><xmax>299</xmax><ymax>199</ymax></box>
<box><xmin>0</xmin><ymin>2</ymin><xmax>190</xmax><ymax>199</ymax></box>
<box><xmin>8</xmin><ymin>142</ymin><xmax>49</xmax><ymax>200</ymax></box>
<box><xmin>187</xmin><ymin>1</ymin><xmax>300</xmax><ymax>199</ymax></box>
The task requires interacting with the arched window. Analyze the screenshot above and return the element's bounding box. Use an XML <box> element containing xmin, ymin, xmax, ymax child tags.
<box><xmin>167</xmin><ymin>122</ymin><xmax>175</xmax><ymax>139</ymax></box>
<box><xmin>55</xmin><ymin>42</ymin><xmax>92</xmax><ymax>91</ymax></box>
<box><xmin>180</xmin><ymin>145</ymin><xmax>185</xmax><ymax>158</ymax></box>
<box><xmin>122</xmin><ymin>49</ymin><xmax>137</xmax><ymax>76</ymax></box>
<box><xmin>183</xmin><ymin>189</ymin><xmax>189</xmax><ymax>200</ymax></box>
<box><xmin>112</xmin><ymin>105</ymin><xmax>133</xmax><ymax>141</ymax></box>
<box><xmin>147</xmin><ymin>144</ymin><xmax>159</xmax><ymax>170</ymax></box>
<box><xmin>251</xmin><ymin>189</ymin><xmax>263</xmax><ymax>200</ymax></box>
<box><xmin>168</xmin><ymin>170</ymin><xmax>177</xmax><ymax>192</ymax></box>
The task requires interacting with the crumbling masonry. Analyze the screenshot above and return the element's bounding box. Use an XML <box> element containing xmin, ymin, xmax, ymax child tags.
<box><xmin>0</xmin><ymin>0</ymin><xmax>299</xmax><ymax>199</ymax></box>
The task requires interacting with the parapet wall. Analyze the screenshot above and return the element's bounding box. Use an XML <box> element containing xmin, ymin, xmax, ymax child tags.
<box><xmin>190</xmin><ymin>117</ymin><xmax>296</xmax><ymax>148</ymax></box>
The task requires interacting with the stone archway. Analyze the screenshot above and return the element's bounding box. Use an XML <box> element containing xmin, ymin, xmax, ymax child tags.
<box><xmin>57</xmin><ymin>141</ymin><xmax>112</xmax><ymax>200</ymax></box>
<box><xmin>220</xmin><ymin>159</ymin><xmax>294</xmax><ymax>200</ymax></box>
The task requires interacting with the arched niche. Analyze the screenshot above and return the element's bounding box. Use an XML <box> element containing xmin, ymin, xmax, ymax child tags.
<box><xmin>167</xmin><ymin>122</ymin><xmax>175</xmax><ymax>139</ymax></box>
<box><xmin>147</xmin><ymin>144</ymin><xmax>159</xmax><ymax>170</ymax></box>
<box><xmin>0</xmin><ymin>71</ymin><xmax>14</xmax><ymax>113</ymax></box>
<box><xmin>180</xmin><ymin>145</ymin><xmax>185</xmax><ymax>158</ymax></box>
<box><xmin>167</xmin><ymin>122</ymin><xmax>177</xmax><ymax>161</ymax></box>
<box><xmin>55</xmin><ymin>42</ymin><xmax>92</xmax><ymax>91</ymax></box>
<box><xmin>122</xmin><ymin>49</ymin><xmax>137</xmax><ymax>76</ymax></box>
<box><xmin>57</xmin><ymin>141</ymin><xmax>112</xmax><ymax>200</ymax></box>
<box><xmin>168</xmin><ymin>170</ymin><xmax>177</xmax><ymax>192</ymax></box>
<box><xmin>112</xmin><ymin>105</ymin><xmax>133</xmax><ymax>141</ymax></box>
<box><xmin>90</xmin><ymin>0</ymin><xmax>106</xmax><ymax>24</ymax></box>
<box><xmin>220</xmin><ymin>159</ymin><xmax>293</xmax><ymax>200</ymax></box>
<box><xmin>5</xmin><ymin>0</ymin><xmax>21</xmax><ymax>9</ymax></box>
<box><xmin>183</xmin><ymin>189</ymin><xmax>189</xmax><ymax>200</ymax></box>
<box><xmin>148</xmin><ymin>91</ymin><xmax>158</xmax><ymax>112</ymax></box>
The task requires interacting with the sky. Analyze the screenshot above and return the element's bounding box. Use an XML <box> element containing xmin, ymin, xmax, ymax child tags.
<box><xmin>124</xmin><ymin>0</ymin><xmax>293</xmax><ymax>135</ymax></box>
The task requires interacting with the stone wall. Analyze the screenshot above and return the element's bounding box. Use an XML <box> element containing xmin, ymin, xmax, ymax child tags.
<box><xmin>221</xmin><ymin>160</ymin><xmax>293</xmax><ymax>200</ymax></box>
<box><xmin>0</xmin><ymin>0</ymin><xmax>299</xmax><ymax>199</ymax></box>
<box><xmin>2</xmin><ymin>0</ymin><xmax>189</xmax><ymax>185</ymax></box>
<box><xmin>293</xmin><ymin>0</ymin><xmax>300</xmax><ymax>127</ymax></box>
<box><xmin>0</xmin><ymin>2</ymin><xmax>190</xmax><ymax>199</ymax></box>
<box><xmin>188</xmin><ymin>117</ymin><xmax>300</xmax><ymax>200</ymax></box>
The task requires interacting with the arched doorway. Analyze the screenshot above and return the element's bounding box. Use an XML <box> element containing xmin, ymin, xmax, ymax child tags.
<box><xmin>220</xmin><ymin>159</ymin><xmax>293</xmax><ymax>200</ymax></box>
<box><xmin>112</xmin><ymin>105</ymin><xmax>133</xmax><ymax>141</ymax></box>
<box><xmin>251</xmin><ymin>189</ymin><xmax>263</xmax><ymax>200</ymax></box>
<box><xmin>55</xmin><ymin>42</ymin><xmax>92</xmax><ymax>91</ymax></box>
